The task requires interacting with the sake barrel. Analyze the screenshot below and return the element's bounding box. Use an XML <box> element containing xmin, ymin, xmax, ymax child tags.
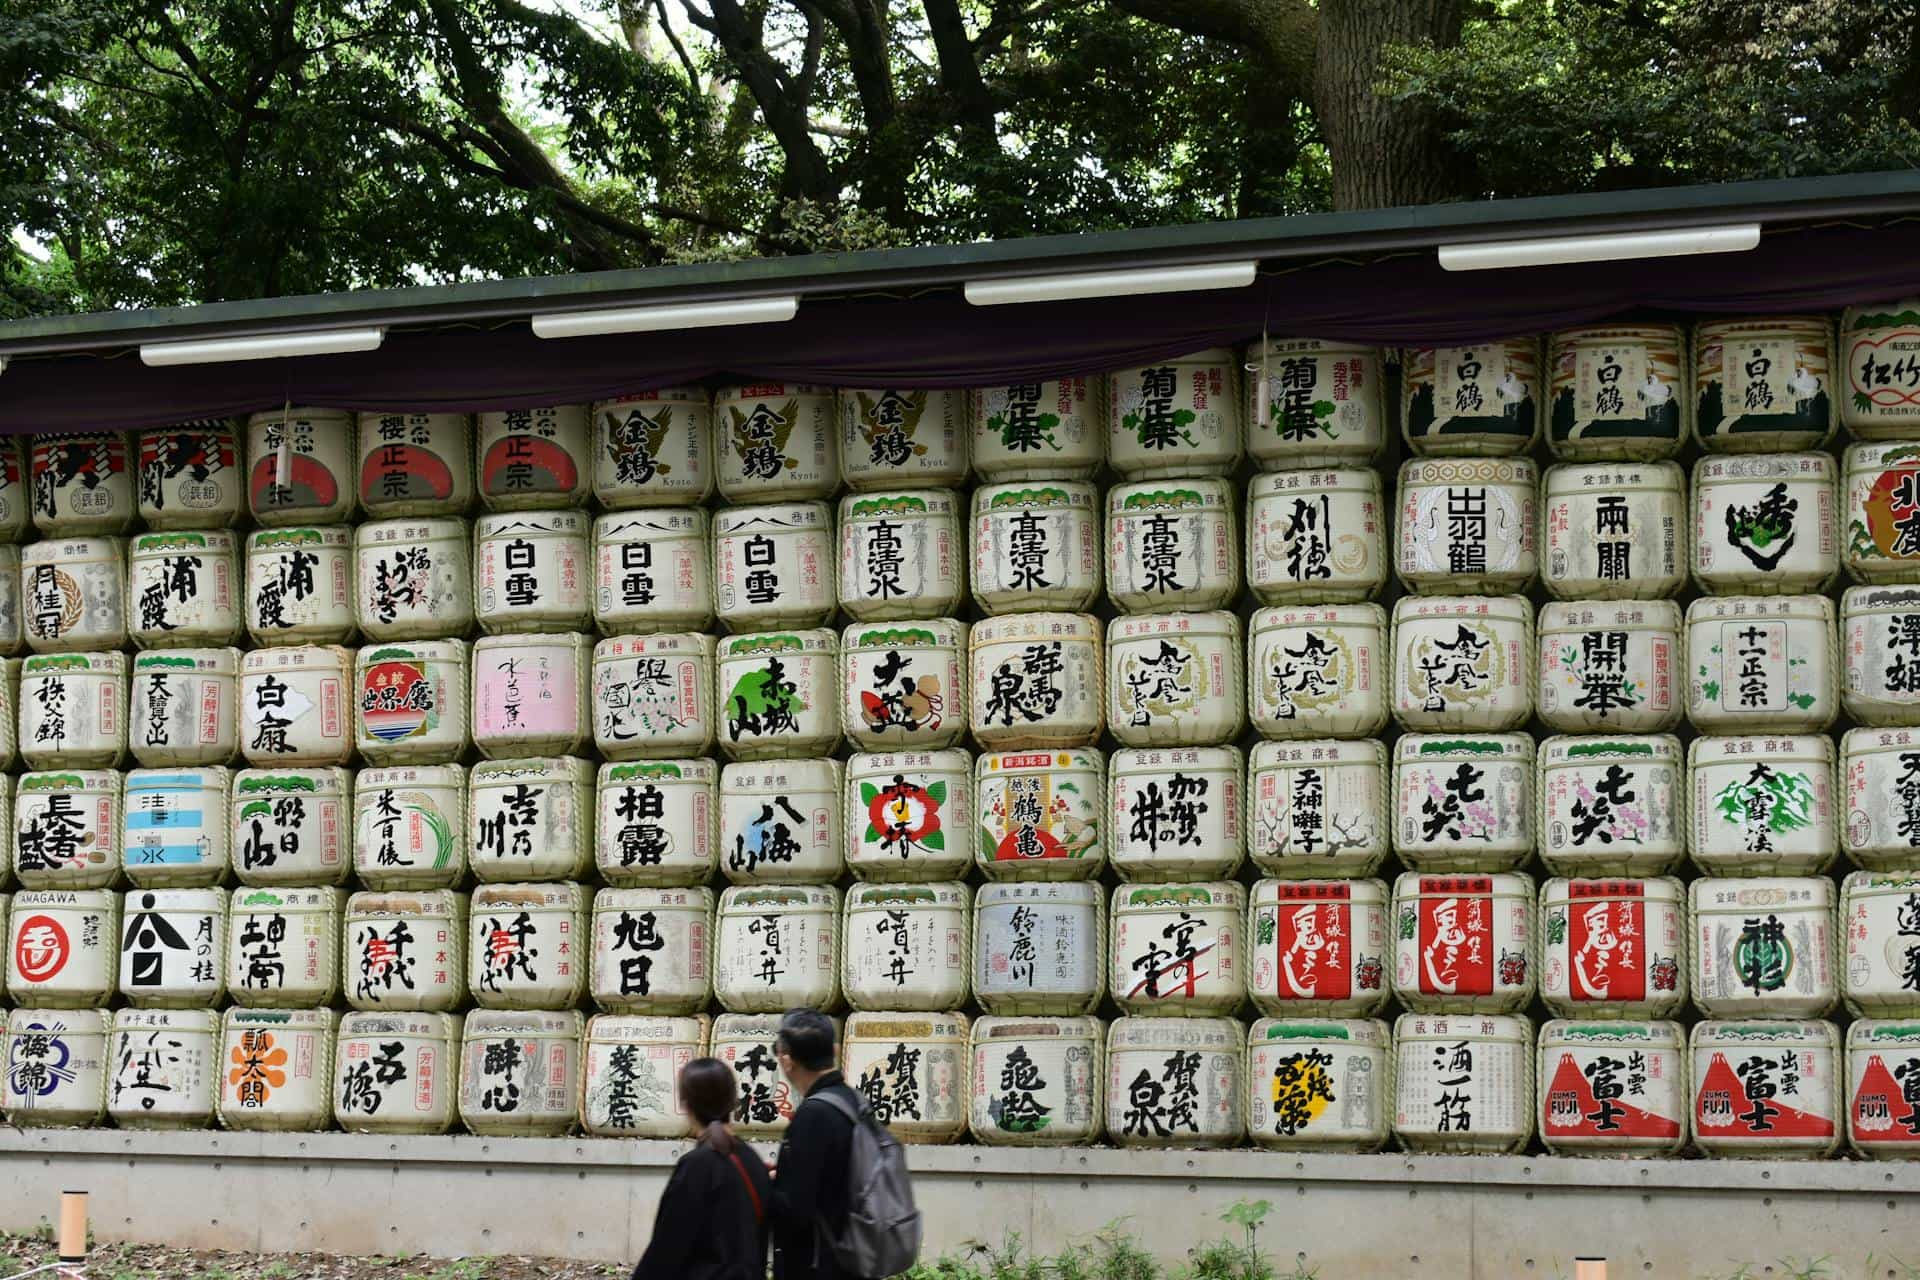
<box><xmin>130</xmin><ymin>648</ymin><xmax>241</xmax><ymax>769</ymax></box>
<box><xmin>2</xmin><ymin>1007</ymin><xmax>107</xmax><ymax>1127</ymax></box>
<box><xmin>713</xmin><ymin>502</ymin><xmax>836</xmax><ymax>631</ymax></box>
<box><xmin>335</xmin><ymin>1010</ymin><xmax>463</xmax><ymax>1134</ymax></box>
<box><xmin>1685</xmin><ymin>596</ymin><xmax>1837</xmax><ymax>734</ymax></box>
<box><xmin>1246</xmin><ymin>468</ymin><xmax>1388</xmax><ymax>605</ymax></box>
<box><xmin>589</xmin><ymin>886</ymin><xmax>711</xmax><ymax>1015</ymax></box>
<box><xmin>457</xmin><ymin>1009</ymin><xmax>582</xmax><ymax>1136</ymax></box>
<box><xmin>1692</xmin><ymin>1018</ymin><xmax>1841</xmax><ymax>1157</ymax></box>
<box><xmin>24</xmin><ymin>537</ymin><xmax>126</xmax><ymax>652</ymax></box>
<box><xmin>1245</xmin><ymin>338</ymin><xmax>1386</xmax><ymax>468</ymax></box>
<box><xmin>1108</xmin><ymin>746</ymin><xmax>1243</xmax><ymax>882</ymax></box>
<box><xmin>0</xmin><ymin>438</ymin><xmax>25</xmax><ymax>543</ymax></box>
<box><xmin>1390</xmin><ymin>595</ymin><xmax>1533</xmax><ymax>732</ymax></box>
<box><xmin>1842</xmin><ymin>871</ymin><xmax>1920</xmax><ymax>1017</ymax></box>
<box><xmin>715</xmin><ymin>383</ymin><xmax>838</xmax><ymax>502</ymax></box>
<box><xmin>230</xmin><ymin>767</ymin><xmax>351</xmax><ymax>886</ymax></box>
<box><xmin>580</xmin><ymin>1013</ymin><xmax>708</xmax><ymax>1138</ymax></box>
<box><xmin>1540</xmin><ymin>877</ymin><xmax>1687</xmax><ymax>1019</ymax></box>
<box><xmin>845</xmin><ymin>750</ymin><xmax>972</xmax><ymax>882</ymax></box>
<box><xmin>710</xmin><ymin>1012</ymin><xmax>803</xmax><ymax>1137</ymax></box>
<box><xmin>1695</xmin><ymin>316</ymin><xmax>1836</xmax><ymax>452</ymax></box>
<box><xmin>713</xmin><ymin>884</ymin><xmax>839</xmax><ymax>1014</ymax></box>
<box><xmin>1247</xmin><ymin>739</ymin><xmax>1390</xmax><ymax>879</ymax></box>
<box><xmin>356</xmin><ymin>640</ymin><xmax>469</xmax><ymax>765</ymax></box>
<box><xmin>1106</xmin><ymin>611</ymin><xmax>1242</xmax><ymax>749</ymax></box>
<box><xmin>975</xmin><ymin>748</ymin><xmax>1104</xmax><ymax>881</ymax></box>
<box><xmin>1842</xmin><ymin>299</ymin><xmax>1920</xmax><ymax>439</ymax></box>
<box><xmin>843</xmin><ymin>882</ymin><xmax>968</xmax><ymax>1012</ymax></box>
<box><xmin>0</xmin><ymin>547</ymin><xmax>21</xmax><ymax>657</ymax></box>
<box><xmin>30</xmin><ymin>432</ymin><xmax>135</xmax><ymax>534</ymax></box>
<box><xmin>224</xmin><ymin>886</ymin><xmax>343</xmax><ymax>1007</ymax></box>
<box><xmin>1537</xmin><ymin>600</ymin><xmax>1683</xmax><ymax>733</ymax></box>
<box><xmin>972</xmin><ymin>379</ymin><xmax>1104</xmax><ymax>481</ymax></box>
<box><xmin>720</xmin><ymin>758</ymin><xmax>842</xmax><ymax>884</ymax></box>
<box><xmin>1104</xmin><ymin>1015</ymin><xmax>1243</xmax><ymax>1148</ymax></box>
<box><xmin>20</xmin><ymin>651</ymin><xmax>126</xmax><ymax>769</ymax></box>
<box><xmin>1392</xmin><ymin>734</ymin><xmax>1533</xmax><ymax>873</ymax></box>
<box><xmin>1396</xmin><ymin>456</ymin><xmax>1538</xmax><ymax>594</ymax></box>
<box><xmin>593</xmin><ymin>389</ymin><xmax>714</xmax><ymax>508</ymax></box>
<box><xmin>969</xmin><ymin>612</ymin><xmax>1103</xmax><ymax>750</ymax></box>
<box><xmin>1109</xmin><ymin>881</ymin><xmax>1244</xmax><ymax>1016</ymax></box>
<box><xmin>1843</xmin><ymin>726</ymin><xmax>1920</xmax><ymax>871</ymax></box>
<box><xmin>595</xmin><ymin>759</ymin><xmax>718</xmax><ymax>888</ymax></box>
<box><xmin>1547</xmin><ymin>324</ymin><xmax>1688</xmax><ymax>461</ymax></box>
<box><xmin>471</xmin><ymin>631</ymin><xmax>592</xmax><ymax>759</ymax></box>
<box><xmin>840</xmin><ymin>388</ymin><xmax>969</xmax><ymax>491</ymax></box>
<box><xmin>240</xmin><ymin>645</ymin><xmax>351</xmax><ymax>767</ymax></box>
<box><xmin>1394</xmin><ymin>1012</ymin><xmax>1533</xmax><ymax>1153</ymax></box>
<box><xmin>1104</xmin><ymin>351</ymin><xmax>1241</xmax><ymax>478</ymax></box>
<box><xmin>593</xmin><ymin>509</ymin><xmax>713</xmax><ymax>634</ymax></box>
<box><xmin>122</xmin><ymin>769</ymin><xmax>229</xmax><ymax>890</ymax></box>
<box><xmin>354</xmin><ymin>411</ymin><xmax>473</xmax><ymax>517</ymax></box>
<box><xmin>246</xmin><ymin>408</ymin><xmax>355</xmax><ymax>526</ymax></box>
<box><xmin>1401</xmin><ymin>338</ymin><xmax>1541</xmax><ymax>456</ymax></box>
<box><xmin>1695</xmin><ymin>453</ymin><xmax>1841</xmax><ymax>596</ymax></box>
<box><xmin>217</xmin><ymin>1013</ymin><xmax>337</xmax><ymax>1128</ymax></box>
<box><xmin>841</xmin><ymin>621</ymin><xmax>967</xmax><ymax>753</ymax></box>
<box><xmin>244</xmin><ymin>527</ymin><xmax>355</xmax><ymax>646</ymax></box>
<box><xmin>105</xmin><ymin>1007</ymin><xmax>216</xmax><ymax>1128</ymax></box>
<box><xmin>1106</xmin><ymin>479</ymin><xmax>1238</xmax><ymax>614</ymax></box>
<box><xmin>1538</xmin><ymin>736</ymin><xmax>1686</xmax><ymax>877</ymax></box>
<box><xmin>1247</xmin><ymin>1017</ymin><xmax>1391</xmax><ymax>1151</ymax></box>
<box><xmin>354</xmin><ymin>518</ymin><xmax>473</xmax><ymax>641</ymax></box>
<box><xmin>128</xmin><ymin>530</ymin><xmax>242</xmax><ymax>647</ymax></box>
<box><xmin>1691</xmin><ymin>876</ymin><xmax>1837</xmax><ymax>1017</ymax></box>
<box><xmin>969</xmin><ymin>1014</ymin><xmax>1101</xmax><ymax>1145</ymax></box>
<box><xmin>15</xmin><ymin>770</ymin><xmax>119</xmax><ymax>889</ymax></box>
<box><xmin>7</xmin><ymin>890</ymin><xmax>116</xmax><ymax>1007</ymax></box>
<box><xmin>970</xmin><ymin>481</ymin><xmax>1101</xmax><ymax>615</ymax></box>
<box><xmin>1845</xmin><ymin>585</ymin><xmax>1920</xmax><ymax>725</ymax></box>
<box><xmin>1688</xmin><ymin>735</ymin><xmax>1837</xmax><ymax>875</ymax></box>
<box><xmin>1248</xmin><ymin>604</ymin><xmax>1389</xmax><ymax>741</ymax></box>
<box><xmin>344</xmin><ymin>890</ymin><xmax>467</xmax><ymax>1012</ymax></box>
<box><xmin>474</xmin><ymin>510</ymin><xmax>590</xmax><ymax>634</ymax></box>
<box><xmin>136</xmin><ymin>422</ymin><xmax>242</xmax><ymax>529</ymax></box>
<box><xmin>468</xmin><ymin>882</ymin><xmax>589</xmax><ymax>1010</ymax></box>
<box><xmin>1248</xmin><ymin>879</ymin><xmax>1390</xmax><ymax>1017</ymax></box>
<box><xmin>1391</xmin><ymin>872</ymin><xmax>1536</xmax><ymax>1014</ymax></box>
<box><xmin>592</xmin><ymin>632</ymin><xmax>715</xmax><ymax>760</ymax></box>
<box><xmin>1542</xmin><ymin>461</ymin><xmax>1688</xmax><ymax>601</ymax></box>
<box><xmin>716</xmin><ymin>629</ymin><xmax>840</xmax><ymax>761</ymax></box>
<box><xmin>838</xmin><ymin>491</ymin><xmax>963</xmax><ymax>622</ymax></box>
<box><xmin>1538</xmin><ymin>1020</ymin><xmax>1687</xmax><ymax>1156</ymax></box>
<box><xmin>841</xmin><ymin>1012</ymin><xmax>968</xmax><ymax>1144</ymax></box>
<box><xmin>1846</xmin><ymin>1019</ymin><xmax>1920</xmax><ymax>1158</ymax></box>
<box><xmin>476</xmin><ymin>404</ymin><xmax>592</xmax><ymax>511</ymax></box>
<box><xmin>972</xmin><ymin>881</ymin><xmax>1103</xmax><ymax>1016</ymax></box>
<box><xmin>1845</xmin><ymin>442</ymin><xmax>1920</xmax><ymax>585</ymax></box>
<box><xmin>118</xmin><ymin>886</ymin><xmax>225</xmax><ymax>1009</ymax></box>
<box><xmin>467</xmin><ymin>756</ymin><xmax>594</xmax><ymax>883</ymax></box>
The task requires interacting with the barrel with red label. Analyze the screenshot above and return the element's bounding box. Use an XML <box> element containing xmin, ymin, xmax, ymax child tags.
<box><xmin>1247</xmin><ymin>878</ymin><xmax>1390</xmax><ymax>1018</ymax></box>
<box><xmin>1691</xmin><ymin>1018</ymin><xmax>1841</xmax><ymax>1158</ymax></box>
<box><xmin>1540</xmin><ymin>877</ymin><xmax>1687</xmax><ymax>1020</ymax></box>
<box><xmin>1390</xmin><ymin>871</ymin><xmax>1535</xmax><ymax>1014</ymax></box>
<box><xmin>1537</xmin><ymin>1020</ymin><xmax>1687</xmax><ymax>1156</ymax></box>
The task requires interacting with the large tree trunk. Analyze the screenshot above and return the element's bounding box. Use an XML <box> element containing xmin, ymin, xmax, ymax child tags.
<box><xmin>1312</xmin><ymin>0</ymin><xmax>1468</xmax><ymax>209</ymax></box>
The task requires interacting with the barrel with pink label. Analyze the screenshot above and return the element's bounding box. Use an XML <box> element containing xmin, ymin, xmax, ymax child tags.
<box><xmin>1537</xmin><ymin>735</ymin><xmax>1686</xmax><ymax>877</ymax></box>
<box><xmin>1393</xmin><ymin>734</ymin><xmax>1533</xmax><ymax>873</ymax></box>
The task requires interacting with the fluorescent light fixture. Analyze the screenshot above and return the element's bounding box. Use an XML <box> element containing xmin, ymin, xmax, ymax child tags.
<box><xmin>532</xmin><ymin>295</ymin><xmax>799</xmax><ymax>339</ymax></box>
<box><xmin>964</xmin><ymin>260</ymin><xmax>1257</xmax><ymax>306</ymax></box>
<box><xmin>140</xmin><ymin>326</ymin><xmax>385</xmax><ymax>367</ymax></box>
<box><xmin>1438</xmin><ymin>223</ymin><xmax>1760</xmax><ymax>272</ymax></box>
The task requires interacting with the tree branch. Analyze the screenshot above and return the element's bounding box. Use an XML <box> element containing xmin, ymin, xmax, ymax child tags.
<box><xmin>1105</xmin><ymin>0</ymin><xmax>1318</xmax><ymax>98</ymax></box>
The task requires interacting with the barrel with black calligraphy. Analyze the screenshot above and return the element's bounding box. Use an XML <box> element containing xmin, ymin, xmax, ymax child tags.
<box><xmin>1</xmin><ymin>1007</ymin><xmax>107</xmax><ymax>1128</ymax></box>
<box><xmin>1104</xmin><ymin>1015</ymin><xmax>1243</xmax><ymax>1148</ymax></box>
<box><xmin>1246</xmin><ymin>1017</ymin><xmax>1391</xmax><ymax>1152</ymax></box>
<box><xmin>1691</xmin><ymin>1018</ymin><xmax>1841</xmax><ymax>1158</ymax></box>
<box><xmin>457</xmin><ymin>1008</ymin><xmax>582</xmax><ymax>1136</ymax></box>
<box><xmin>334</xmin><ymin>1010</ymin><xmax>463</xmax><ymax>1134</ymax></box>
<box><xmin>581</xmin><ymin>1013</ymin><xmax>707</xmax><ymax>1138</ymax></box>
<box><xmin>1394</xmin><ymin>1012</ymin><xmax>1533</xmax><ymax>1153</ymax></box>
<box><xmin>968</xmin><ymin>1014</ymin><xmax>1102</xmax><ymax>1146</ymax></box>
<box><xmin>1537</xmin><ymin>1020</ymin><xmax>1687</xmax><ymax>1156</ymax></box>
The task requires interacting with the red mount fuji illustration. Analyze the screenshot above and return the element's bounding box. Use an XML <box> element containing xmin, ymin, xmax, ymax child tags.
<box><xmin>250</xmin><ymin>452</ymin><xmax>339</xmax><ymax>510</ymax></box>
<box><xmin>1542</xmin><ymin>1050</ymin><xmax>1679</xmax><ymax>1139</ymax></box>
<box><xmin>360</xmin><ymin>445</ymin><xmax>454</xmax><ymax>503</ymax></box>
<box><xmin>1694</xmin><ymin>1051</ymin><xmax>1832</xmax><ymax>1139</ymax></box>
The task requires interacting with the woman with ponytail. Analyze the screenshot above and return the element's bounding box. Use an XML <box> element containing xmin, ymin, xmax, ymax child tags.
<box><xmin>630</xmin><ymin>1057</ymin><xmax>772</xmax><ymax>1280</ymax></box>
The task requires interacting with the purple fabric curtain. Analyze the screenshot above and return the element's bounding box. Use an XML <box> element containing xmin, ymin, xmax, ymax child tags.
<box><xmin>5</xmin><ymin>220</ymin><xmax>1920</xmax><ymax>433</ymax></box>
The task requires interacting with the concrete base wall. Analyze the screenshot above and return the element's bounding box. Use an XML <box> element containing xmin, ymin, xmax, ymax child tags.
<box><xmin>2</xmin><ymin>1130</ymin><xmax>1917</xmax><ymax>1277</ymax></box>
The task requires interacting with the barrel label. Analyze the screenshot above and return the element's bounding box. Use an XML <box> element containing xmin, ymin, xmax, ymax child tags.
<box><xmin>1695</xmin><ymin>1047</ymin><xmax>1833</xmax><ymax>1139</ymax></box>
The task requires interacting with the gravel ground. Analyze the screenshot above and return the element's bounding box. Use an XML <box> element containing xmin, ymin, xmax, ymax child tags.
<box><xmin>0</xmin><ymin>1235</ymin><xmax>626</xmax><ymax>1280</ymax></box>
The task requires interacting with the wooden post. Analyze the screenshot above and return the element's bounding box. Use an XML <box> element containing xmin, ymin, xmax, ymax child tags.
<box><xmin>1574</xmin><ymin>1259</ymin><xmax>1607</xmax><ymax>1280</ymax></box>
<box><xmin>57</xmin><ymin>1190</ymin><xmax>86</xmax><ymax>1264</ymax></box>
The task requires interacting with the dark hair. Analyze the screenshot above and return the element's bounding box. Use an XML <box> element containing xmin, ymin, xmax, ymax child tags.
<box><xmin>680</xmin><ymin>1057</ymin><xmax>740</xmax><ymax>1155</ymax></box>
<box><xmin>774</xmin><ymin>1008</ymin><xmax>837</xmax><ymax>1072</ymax></box>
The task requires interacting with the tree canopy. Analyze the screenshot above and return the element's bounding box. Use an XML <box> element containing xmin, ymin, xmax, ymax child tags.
<box><xmin>3</xmin><ymin>0</ymin><xmax>1916</xmax><ymax>317</ymax></box>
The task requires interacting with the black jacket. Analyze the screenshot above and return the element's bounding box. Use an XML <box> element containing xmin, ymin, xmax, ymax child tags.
<box><xmin>631</xmin><ymin>1140</ymin><xmax>771</xmax><ymax>1280</ymax></box>
<box><xmin>770</xmin><ymin>1071</ymin><xmax>861</xmax><ymax>1280</ymax></box>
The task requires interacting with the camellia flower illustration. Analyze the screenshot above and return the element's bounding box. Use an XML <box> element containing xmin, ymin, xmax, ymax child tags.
<box><xmin>865</xmin><ymin>775</ymin><xmax>945</xmax><ymax>855</ymax></box>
